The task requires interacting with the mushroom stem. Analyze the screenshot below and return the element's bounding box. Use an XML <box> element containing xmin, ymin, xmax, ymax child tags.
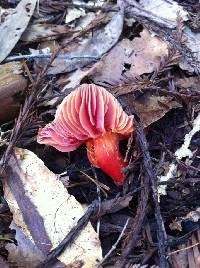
<box><xmin>86</xmin><ymin>132</ymin><xmax>126</xmax><ymax>185</ymax></box>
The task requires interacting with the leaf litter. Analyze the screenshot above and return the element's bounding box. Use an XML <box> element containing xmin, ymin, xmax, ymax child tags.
<box><xmin>0</xmin><ymin>0</ymin><xmax>200</xmax><ymax>268</ymax></box>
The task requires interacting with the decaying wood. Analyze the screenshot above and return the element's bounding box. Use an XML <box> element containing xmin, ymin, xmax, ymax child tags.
<box><xmin>0</xmin><ymin>62</ymin><xmax>27</xmax><ymax>122</ymax></box>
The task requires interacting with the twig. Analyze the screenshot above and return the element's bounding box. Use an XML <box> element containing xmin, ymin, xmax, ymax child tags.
<box><xmin>133</xmin><ymin>118</ymin><xmax>169</xmax><ymax>268</ymax></box>
<box><xmin>159</xmin><ymin>177</ymin><xmax>200</xmax><ymax>185</ymax></box>
<box><xmin>97</xmin><ymin>218</ymin><xmax>130</xmax><ymax>267</ymax></box>
<box><xmin>80</xmin><ymin>170</ymin><xmax>108</xmax><ymax>197</ymax></box>
<box><xmin>4</xmin><ymin>53</ymin><xmax>98</xmax><ymax>63</ymax></box>
<box><xmin>169</xmin><ymin>242</ymin><xmax>200</xmax><ymax>255</ymax></box>
<box><xmin>92</xmin><ymin>168</ymin><xmax>101</xmax><ymax>236</ymax></box>
<box><xmin>158</xmin><ymin>114</ymin><xmax>200</xmax><ymax>195</ymax></box>
<box><xmin>36</xmin><ymin>193</ymin><xmax>137</xmax><ymax>267</ymax></box>
<box><xmin>160</xmin><ymin>143</ymin><xmax>200</xmax><ymax>174</ymax></box>
<box><xmin>115</xmin><ymin>172</ymin><xmax>149</xmax><ymax>268</ymax></box>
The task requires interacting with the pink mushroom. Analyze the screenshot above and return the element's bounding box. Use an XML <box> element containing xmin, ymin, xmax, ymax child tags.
<box><xmin>37</xmin><ymin>84</ymin><xmax>133</xmax><ymax>185</ymax></box>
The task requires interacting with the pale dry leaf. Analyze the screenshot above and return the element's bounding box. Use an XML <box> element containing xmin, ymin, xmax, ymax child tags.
<box><xmin>48</xmin><ymin>7</ymin><xmax>124</xmax><ymax>74</ymax></box>
<box><xmin>129</xmin><ymin>0</ymin><xmax>200</xmax><ymax>73</ymax></box>
<box><xmin>140</xmin><ymin>0</ymin><xmax>188</xmax><ymax>25</ymax></box>
<box><xmin>65</xmin><ymin>7</ymin><xmax>86</xmax><ymax>24</ymax></box>
<box><xmin>21</xmin><ymin>23</ymin><xmax>72</xmax><ymax>42</ymax></box>
<box><xmin>89</xmin><ymin>29</ymin><xmax>168</xmax><ymax>83</ymax></box>
<box><xmin>126</xmin><ymin>0</ymin><xmax>187</xmax><ymax>29</ymax></box>
<box><xmin>0</xmin><ymin>0</ymin><xmax>37</xmax><ymax>63</ymax></box>
<box><xmin>73</xmin><ymin>0</ymin><xmax>107</xmax><ymax>7</ymax></box>
<box><xmin>4</xmin><ymin>148</ymin><xmax>102</xmax><ymax>268</ymax></box>
<box><xmin>74</xmin><ymin>12</ymin><xmax>96</xmax><ymax>31</ymax></box>
<box><xmin>179</xmin><ymin>27</ymin><xmax>200</xmax><ymax>72</ymax></box>
<box><xmin>0</xmin><ymin>7</ymin><xmax>15</xmax><ymax>24</ymax></box>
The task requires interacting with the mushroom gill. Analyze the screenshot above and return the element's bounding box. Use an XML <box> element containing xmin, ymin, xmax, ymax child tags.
<box><xmin>37</xmin><ymin>84</ymin><xmax>133</xmax><ymax>185</ymax></box>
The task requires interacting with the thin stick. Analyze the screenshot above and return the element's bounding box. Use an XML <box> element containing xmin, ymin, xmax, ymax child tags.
<box><xmin>97</xmin><ymin>218</ymin><xmax>130</xmax><ymax>267</ymax></box>
<box><xmin>4</xmin><ymin>53</ymin><xmax>97</xmax><ymax>62</ymax></box>
<box><xmin>92</xmin><ymin>168</ymin><xmax>101</xmax><ymax>236</ymax></box>
<box><xmin>133</xmin><ymin>119</ymin><xmax>168</xmax><ymax>268</ymax></box>
<box><xmin>169</xmin><ymin>242</ymin><xmax>200</xmax><ymax>255</ymax></box>
<box><xmin>115</xmin><ymin>174</ymin><xmax>149</xmax><ymax>268</ymax></box>
<box><xmin>37</xmin><ymin>203</ymin><xmax>98</xmax><ymax>268</ymax></box>
<box><xmin>37</xmin><ymin>193</ymin><xmax>136</xmax><ymax>267</ymax></box>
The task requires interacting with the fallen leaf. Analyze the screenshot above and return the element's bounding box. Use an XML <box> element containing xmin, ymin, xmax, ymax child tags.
<box><xmin>65</xmin><ymin>7</ymin><xmax>86</xmax><ymax>24</ymax></box>
<box><xmin>74</xmin><ymin>12</ymin><xmax>96</xmax><ymax>32</ymax></box>
<box><xmin>128</xmin><ymin>0</ymin><xmax>200</xmax><ymax>73</ymax></box>
<box><xmin>0</xmin><ymin>7</ymin><xmax>15</xmax><ymax>24</ymax></box>
<box><xmin>179</xmin><ymin>27</ymin><xmax>200</xmax><ymax>72</ymax></box>
<box><xmin>0</xmin><ymin>0</ymin><xmax>37</xmax><ymax>63</ymax></box>
<box><xmin>21</xmin><ymin>23</ymin><xmax>73</xmax><ymax>42</ymax></box>
<box><xmin>120</xmin><ymin>92</ymin><xmax>182</xmax><ymax>127</ymax></box>
<box><xmin>6</xmin><ymin>222</ymin><xmax>45</xmax><ymax>268</ymax></box>
<box><xmin>126</xmin><ymin>0</ymin><xmax>187</xmax><ymax>29</ymax></box>
<box><xmin>89</xmin><ymin>29</ymin><xmax>168</xmax><ymax>84</ymax></box>
<box><xmin>4</xmin><ymin>148</ymin><xmax>102</xmax><ymax>268</ymax></box>
<box><xmin>140</xmin><ymin>0</ymin><xmax>188</xmax><ymax>25</ymax></box>
<box><xmin>47</xmin><ymin>7</ymin><xmax>124</xmax><ymax>74</ymax></box>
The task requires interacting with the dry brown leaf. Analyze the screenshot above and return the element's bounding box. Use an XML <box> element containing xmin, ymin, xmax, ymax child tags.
<box><xmin>89</xmin><ymin>29</ymin><xmax>168</xmax><ymax>84</ymax></box>
<box><xmin>174</xmin><ymin>77</ymin><xmax>200</xmax><ymax>90</ymax></box>
<box><xmin>128</xmin><ymin>0</ymin><xmax>200</xmax><ymax>73</ymax></box>
<box><xmin>0</xmin><ymin>0</ymin><xmax>37</xmax><ymax>63</ymax></box>
<box><xmin>120</xmin><ymin>92</ymin><xmax>182</xmax><ymax>127</ymax></box>
<box><xmin>4</xmin><ymin>148</ymin><xmax>102</xmax><ymax>268</ymax></box>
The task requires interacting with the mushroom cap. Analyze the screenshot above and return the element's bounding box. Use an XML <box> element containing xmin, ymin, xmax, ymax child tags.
<box><xmin>37</xmin><ymin>84</ymin><xmax>133</xmax><ymax>152</ymax></box>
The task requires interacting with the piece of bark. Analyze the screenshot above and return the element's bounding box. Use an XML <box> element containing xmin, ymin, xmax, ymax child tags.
<box><xmin>0</xmin><ymin>62</ymin><xmax>27</xmax><ymax>123</ymax></box>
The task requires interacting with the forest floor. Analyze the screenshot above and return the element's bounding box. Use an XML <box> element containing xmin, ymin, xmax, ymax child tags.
<box><xmin>0</xmin><ymin>0</ymin><xmax>200</xmax><ymax>267</ymax></box>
